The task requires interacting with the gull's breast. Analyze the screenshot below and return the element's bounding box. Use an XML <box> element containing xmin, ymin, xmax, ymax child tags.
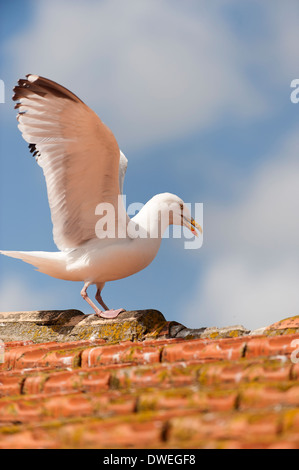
<box><xmin>65</xmin><ymin>237</ymin><xmax>161</xmax><ymax>283</ymax></box>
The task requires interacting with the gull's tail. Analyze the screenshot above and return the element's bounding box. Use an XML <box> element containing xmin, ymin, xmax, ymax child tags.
<box><xmin>0</xmin><ymin>250</ymin><xmax>67</xmax><ymax>279</ymax></box>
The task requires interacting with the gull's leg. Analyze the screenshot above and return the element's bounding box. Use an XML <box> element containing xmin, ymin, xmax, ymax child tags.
<box><xmin>95</xmin><ymin>284</ymin><xmax>125</xmax><ymax>319</ymax></box>
<box><xmin>95</xmin><ymin>283</ymin><xmax>109</xmax><ymax>310</ymax></box>
<box><xmin>81</xmin><ymin>282</ymin><xmax>104</xmax><ymax>317</ymax></box>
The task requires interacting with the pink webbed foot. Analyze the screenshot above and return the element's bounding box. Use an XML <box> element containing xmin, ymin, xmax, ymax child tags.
<box><xmin>95</xmin><ymin>308</ymin><xmax>125</xmax><ymax>319</ymax></box>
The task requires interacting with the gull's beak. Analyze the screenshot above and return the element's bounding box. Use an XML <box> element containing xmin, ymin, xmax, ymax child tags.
<box><xmin>184</xmin><ymin>217</ymin><xmax>203</xmax><ymax>237</ymax></box>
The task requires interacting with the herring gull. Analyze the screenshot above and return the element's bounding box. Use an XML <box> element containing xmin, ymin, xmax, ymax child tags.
<box><xmin>0</xmin><ymin>75</ymin><xmax>202</xmax><ymax>318</ymax></box>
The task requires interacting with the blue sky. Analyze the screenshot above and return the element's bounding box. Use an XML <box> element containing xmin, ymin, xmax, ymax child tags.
<box><xmin>0</xmin><ymin>0</ymin><xmax>299</xmax><ymax>329</ymax></box>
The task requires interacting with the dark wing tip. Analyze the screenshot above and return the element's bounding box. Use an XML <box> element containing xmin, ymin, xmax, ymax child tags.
<box><xmin>12</xmin><ymin>74</ymin><xmax>84</xmax><ymax>163</ymax></box>
<box><xmin>28</xmin><ymin>143</ymin><xmax>41</xmax><ymax>160</ymax></box>
<box><xmin>12</xmin><ymin>74</ymin><xmax>84</xmax><ymax>104</ymax></box>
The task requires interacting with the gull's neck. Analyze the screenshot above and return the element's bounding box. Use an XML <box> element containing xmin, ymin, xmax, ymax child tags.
<box><xmin>130</xmin><ymin>195</ymin><xmax>172</xmax><ymax>239</ymax></box>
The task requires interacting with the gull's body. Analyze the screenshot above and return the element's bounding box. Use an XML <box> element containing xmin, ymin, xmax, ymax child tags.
<box><xmin>0</xmin><ymin>75</ymin><xmax>202</xmax><ymax>318</ymax></box>
<box><xmin>8</xmin><ymin>222</ymin><xmax>161</xmax><ymax>284</ymax></box>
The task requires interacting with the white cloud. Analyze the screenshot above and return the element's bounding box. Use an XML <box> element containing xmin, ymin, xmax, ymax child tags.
<box><xmin>208</xmin><ymin>131</ymin><xmax>299</xmax><ymax>258</ymax></box>
<box><xmin>264</xmin><ymin>1</ymin><xmax>299</xmax><ymax>82</ymax></box>
<box><xmin>4</xmin><ymin>0</ymin><xmax>269</xmax><ymax>150</ymax></box>
<box><xmin>188</xmin><ymin>258</ymin><xmax>299</xmax><ymax>330</ymax></box>
<box><xmin>184</xmin><ymin>129</ymin><xmax>299</xmax><ymax>330</ymax></box>
<box><xmin>0</xmin><ymin>276</ymin><xmax>65</xmax><ymax>312</ymax></box>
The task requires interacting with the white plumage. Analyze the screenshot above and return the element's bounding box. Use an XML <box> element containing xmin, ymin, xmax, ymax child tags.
<box><xmin>0</xmin><ymin>75</ymin><xmax>202</xmax><ymax>318</ymax></box>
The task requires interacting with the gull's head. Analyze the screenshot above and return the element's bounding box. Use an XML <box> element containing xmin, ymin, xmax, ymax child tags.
<box><xmin>152</xmin><ymin>193</ymin><xmax>202</xmax><ymax>237</ymax></box>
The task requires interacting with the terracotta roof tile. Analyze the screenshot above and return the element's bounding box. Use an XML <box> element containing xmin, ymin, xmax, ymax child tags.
<box><xmin>0</xmin><ymin>310</ymin><xmax>299</xmax><ymax>449</ymax></box>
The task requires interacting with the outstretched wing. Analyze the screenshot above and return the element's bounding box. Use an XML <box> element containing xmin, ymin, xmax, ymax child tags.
<box><xmin>13</xmin><ymin>74</ymin><xmax>128</xmax><ymax>250</ymax></box>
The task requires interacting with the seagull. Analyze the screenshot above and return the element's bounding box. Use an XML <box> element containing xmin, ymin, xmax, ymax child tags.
<box><xmin>0</xmin><ymin>75</ymin><xmax>202</xmax><ymax>319</ymax></box>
